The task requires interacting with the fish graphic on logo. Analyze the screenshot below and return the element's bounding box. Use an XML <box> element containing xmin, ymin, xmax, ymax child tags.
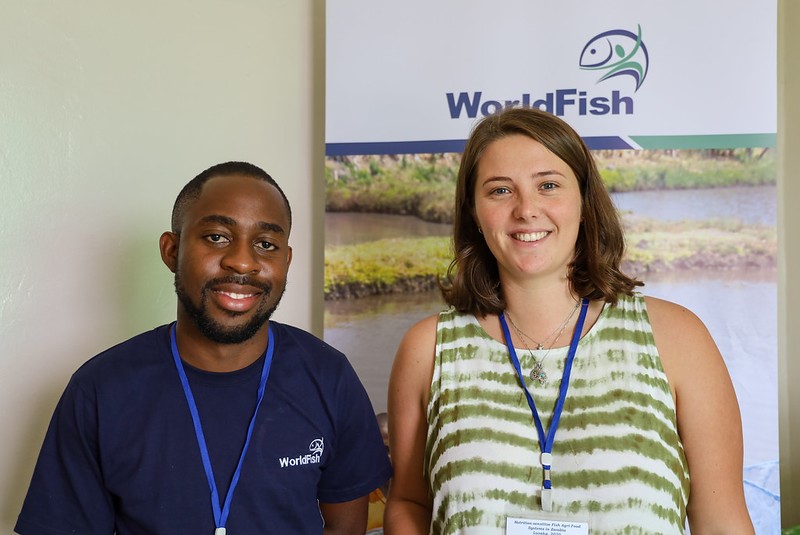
<box><xmin>309</xmin><ymin>438</ymin><xmax>324</xmax><ymax>457</ymax></box>
<box><xmin>579</xmin><ymin>24</ymin><xmax>649</xmax><ymax>91</ymax></box>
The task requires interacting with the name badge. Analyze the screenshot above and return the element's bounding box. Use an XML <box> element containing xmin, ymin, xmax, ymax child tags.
<box><xmin>506</xmin><ymin>516</ymin><xmax>589</xmax><ymax>535</ymax></box>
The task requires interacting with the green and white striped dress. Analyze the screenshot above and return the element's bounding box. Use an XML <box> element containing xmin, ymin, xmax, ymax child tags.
<box><xmin>425</xmin><ymin>293</ymin><xmax>689</xmax><ymax>534</ymax></box>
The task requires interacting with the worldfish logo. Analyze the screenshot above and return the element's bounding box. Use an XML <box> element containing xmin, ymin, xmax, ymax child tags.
<box><xmin>309</xmin><ymin>438</ymin><xmax>324</xmax><ymax>456</ymax></box>
<box><xmin>445</xmin><ymin>25</ymin><xmax>646</xmax><ymax>119</ymax></box>
<box><xmin>278</xmin><ymin>437</ymin><xmax>324</xmax><ymax>468</ymax></box>
<box><xmin>446</xmin><ymin>90</ymin><xmax>632</xmax><ymax>119</ymax></box>
<box><xmin>278</xmin><ymin>453</ymin><xmax>321</xmax><ymax>468</ymax></box>
<box><xmin>579</xmin><ymin>24</ymin><xmax>649</xmax><ymax>91</ymax></box>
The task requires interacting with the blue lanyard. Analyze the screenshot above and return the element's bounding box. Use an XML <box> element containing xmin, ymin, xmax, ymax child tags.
<box><xmin>169</xmin><ymin>324</ymin><xmax>274</xmax><ymax>535</ymax></box>
<box><xmin>498</xmin><ymin>298</ymin><xmax>588</xmax><ymax>511</ymax></box>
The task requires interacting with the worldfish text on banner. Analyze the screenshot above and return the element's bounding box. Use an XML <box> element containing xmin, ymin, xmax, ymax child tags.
<box><xmin>326</xmin><ymin>0</ymin><xmax>776</xmax><ymax>154</ymax></box>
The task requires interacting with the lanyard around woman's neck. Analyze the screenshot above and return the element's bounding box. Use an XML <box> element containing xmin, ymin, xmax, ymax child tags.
<box><xmin>169</xmin><ymin>323</ymin><xmax>275</xmax><ymax>535</ymax></box>
<box><xmin>498</xmin><ymin>298</ymin><xmax>589</xmax><ymax>512</ymax></box>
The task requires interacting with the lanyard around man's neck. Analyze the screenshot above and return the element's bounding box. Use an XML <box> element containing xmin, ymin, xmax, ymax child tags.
<box><xmin>169</xmin><ymin>323</ymin><xmax>275</xmax><ymax>534</ymax></box>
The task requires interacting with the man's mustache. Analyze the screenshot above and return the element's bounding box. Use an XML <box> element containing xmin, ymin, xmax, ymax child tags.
<box><xmin>203</xmin><ymin>275</ymin><xmax>272</xmax><ymax>294</ymax></box>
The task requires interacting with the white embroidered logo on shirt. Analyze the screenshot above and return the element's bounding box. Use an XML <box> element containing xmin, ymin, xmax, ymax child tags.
<box><xmin>278</xmin><ymin>437</ymin><xmax>324</xmax><ymax>468</ymax></box>
<box><xmin>309</xmin><ymin>438</ymin><xmax>324</xmax><ymax>456</ymax></box>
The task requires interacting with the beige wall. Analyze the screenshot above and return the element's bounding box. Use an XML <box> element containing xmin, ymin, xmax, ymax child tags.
<box><xmin>0</xmin><ymin>1</ymin><xmax>325</xmax><ymax>529</ymax></box>
<box><xmin>0</xmin><ymin>0</ymin><xmax>796</xmax><ymax>531</ymax></box>
<box><xmin>779</xmin><ymin>0</ymin><xmax>800</xmax><ymax>526</ymax></box>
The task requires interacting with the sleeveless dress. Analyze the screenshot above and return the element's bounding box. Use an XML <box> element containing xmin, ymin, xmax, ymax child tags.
<box><xmin>426</xmin><ymin>293</ymin><xmax>689</xmax><ymax>534</ymax></box>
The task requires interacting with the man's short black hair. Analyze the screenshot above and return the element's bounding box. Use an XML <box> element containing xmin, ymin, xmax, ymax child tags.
<box><xmin>171</xmin><ymin>161</ymin><xmax>292</xmax><ymax>233</ymax></box>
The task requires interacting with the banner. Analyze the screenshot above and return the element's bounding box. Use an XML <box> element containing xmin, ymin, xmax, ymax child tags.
<box><xmin>325</xmin><ymin>1</ymin><xmax>778</xmax><ymax>531</ymax></box>
<box><xmin>327</xmin><ymin>0</ymin><xmax>775</xmax><ymax>154</ymax></box>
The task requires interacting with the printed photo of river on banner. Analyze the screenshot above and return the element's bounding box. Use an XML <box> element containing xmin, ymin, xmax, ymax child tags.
<box><xmin>325</xmin><ymin>1</ymin><xmax>778</xmax><ymax>532</ymax></box>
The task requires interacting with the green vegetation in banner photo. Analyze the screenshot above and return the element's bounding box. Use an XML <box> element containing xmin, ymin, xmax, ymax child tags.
<box><xmin>325</xmin><ymin>149</ymin><xmax>775</xmax><ymax>225</ymax></box>
<box><xmin>323</xmin><ymin>219</ymin><xmax>775</xmax><ymax>300</ymax></box>
<box><xmin>326</xmin><ymin>153</ymin><xmax>459</xmax><ymax>223</ymax></box>
<box><xmin>325</xmin><ymin>237</ymin><xmax>453</xmax><ymax>300</ymax></box>
<box><xmin>323</xmin><ymin>149</ymin><xmax>776</xmax><ymax>301</ymax></box>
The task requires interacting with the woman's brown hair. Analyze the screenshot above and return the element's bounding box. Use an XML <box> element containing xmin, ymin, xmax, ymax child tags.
<box><xmin>441</xmin><ymin>107</ymin><xmax>642</xmax><ymax>315</ymax></box>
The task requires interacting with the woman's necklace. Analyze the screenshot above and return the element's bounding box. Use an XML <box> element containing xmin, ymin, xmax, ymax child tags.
<box><xmin>505</xmin><ymin>301</ymin><xmax>580</xmax><ymax>385</ymax></box>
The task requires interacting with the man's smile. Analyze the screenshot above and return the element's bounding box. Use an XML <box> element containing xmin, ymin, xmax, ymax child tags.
<box><xmin>206</xmin><ymin>279</ymin><xmax>269</xmax><ymax>313</ymax></box>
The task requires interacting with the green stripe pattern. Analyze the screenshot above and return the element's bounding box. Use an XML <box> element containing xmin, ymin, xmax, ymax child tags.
<box><xmin>629</xmin><ymin>133</ymin><xmax>776</xmax><ymax>149</ymax></box>
<box><xmin>425</xmin><ymin>294</ymin><xmax>689</xmax><ymax>534</ymax></box>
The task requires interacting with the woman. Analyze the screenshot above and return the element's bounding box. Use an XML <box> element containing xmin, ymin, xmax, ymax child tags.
<box><xmin>384</xmin><ymin>108</ymin><xmax>753</xmax><ymax>534</ymax></box>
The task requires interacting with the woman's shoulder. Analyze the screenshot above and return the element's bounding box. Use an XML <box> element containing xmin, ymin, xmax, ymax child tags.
<box><xmin>390</xmin><ymin>314</ymin><xmax>440</xmax><ymax>409</ymax></box>
<box><xmin>402</xmin><ymin>307</ymin><xmax>474</xmax><ymax>338</ymax></box>
<box><xmin>641</xmin><ymin>294</ymin><xmax>722</xmax><ymax>393</ymax></box>
<box><xmin>394</xmin><ymin>314</ymin><xmax>439</xmax><ymax>365</ymax></box>
<box><xmin>642</xmin><ymin>294</ymin><xmax>709</xmax><ymax>337</ymax></box>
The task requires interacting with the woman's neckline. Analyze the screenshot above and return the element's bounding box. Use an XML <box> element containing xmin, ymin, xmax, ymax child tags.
<box><xmin>470</xmin><ymin>299</ymin><xmax>610</xmax><ymax>351</ymax></box>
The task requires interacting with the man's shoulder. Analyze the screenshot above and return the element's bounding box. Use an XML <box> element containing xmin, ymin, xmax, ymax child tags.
<box><xmin>72</xmin><ymin>324</ymin><xmax>172</xmax><ymax>382</ymax></box>
<box><xmin>269</xmin><ymin>321</ymin><xmax>359</xmax><ymax>381</ymax></box>
<box><xmin>271</xmin><ymin>321</ymin><xmax>345</xmax><ymax>360</ymax></box>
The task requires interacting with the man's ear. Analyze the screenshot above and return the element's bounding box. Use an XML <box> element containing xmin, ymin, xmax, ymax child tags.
<box><xmin>159</xmin><ymin>232</ymin><xmax>179</xmax><ymax>273</ymax></box>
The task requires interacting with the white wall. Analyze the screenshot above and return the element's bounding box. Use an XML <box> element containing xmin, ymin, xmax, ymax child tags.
<box><xmin>0</xmin><ymin>1</ymin><xmax>325</xmax><ymax>530</ymax></box>
<box><xmin>1</xmin><ymin>0</ymin><xmax>798</xmax><ymax>530</ymax></box>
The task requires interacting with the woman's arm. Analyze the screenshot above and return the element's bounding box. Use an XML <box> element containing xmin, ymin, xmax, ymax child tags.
<box><xmin>646</xmin><ymin>296</ymin><xmax>754</xmax><ymax>534</ymax></box>
<box><xmin>383</xmin><ymin>315</ymin><xmax>438</xmax><ymax>535</ymax></box>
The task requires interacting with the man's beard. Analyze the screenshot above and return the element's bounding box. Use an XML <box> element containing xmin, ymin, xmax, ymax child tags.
<box><xmin>174</xmin><ymin>273</ymin><xmax>285</xmax><ymax>345</ymax></box>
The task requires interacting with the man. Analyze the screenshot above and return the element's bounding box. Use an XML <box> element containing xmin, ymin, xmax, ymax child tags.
<box><xmin>16</xmin><ymin>162</ymin><xmax>392</xmax><ymax>534</ymax></box>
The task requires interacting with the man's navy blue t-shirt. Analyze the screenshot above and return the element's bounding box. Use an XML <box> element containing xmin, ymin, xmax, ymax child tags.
<box><xmin>16</xmin><ymin>322</ymin><xmax>392</xmax><ymax>534</ymax></box>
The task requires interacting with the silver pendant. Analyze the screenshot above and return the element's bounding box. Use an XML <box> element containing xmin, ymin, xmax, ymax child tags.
<box><xmin>530</xmin><ymin>362</ymin><xmax>547</xmax><ymax>385</ymax></box>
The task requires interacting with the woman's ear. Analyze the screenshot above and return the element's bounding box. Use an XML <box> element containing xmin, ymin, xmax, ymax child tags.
<box><xmin>473</xmin><ymin>212</ymin><xmax>483</xmax><ymax>235</ymax></box>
